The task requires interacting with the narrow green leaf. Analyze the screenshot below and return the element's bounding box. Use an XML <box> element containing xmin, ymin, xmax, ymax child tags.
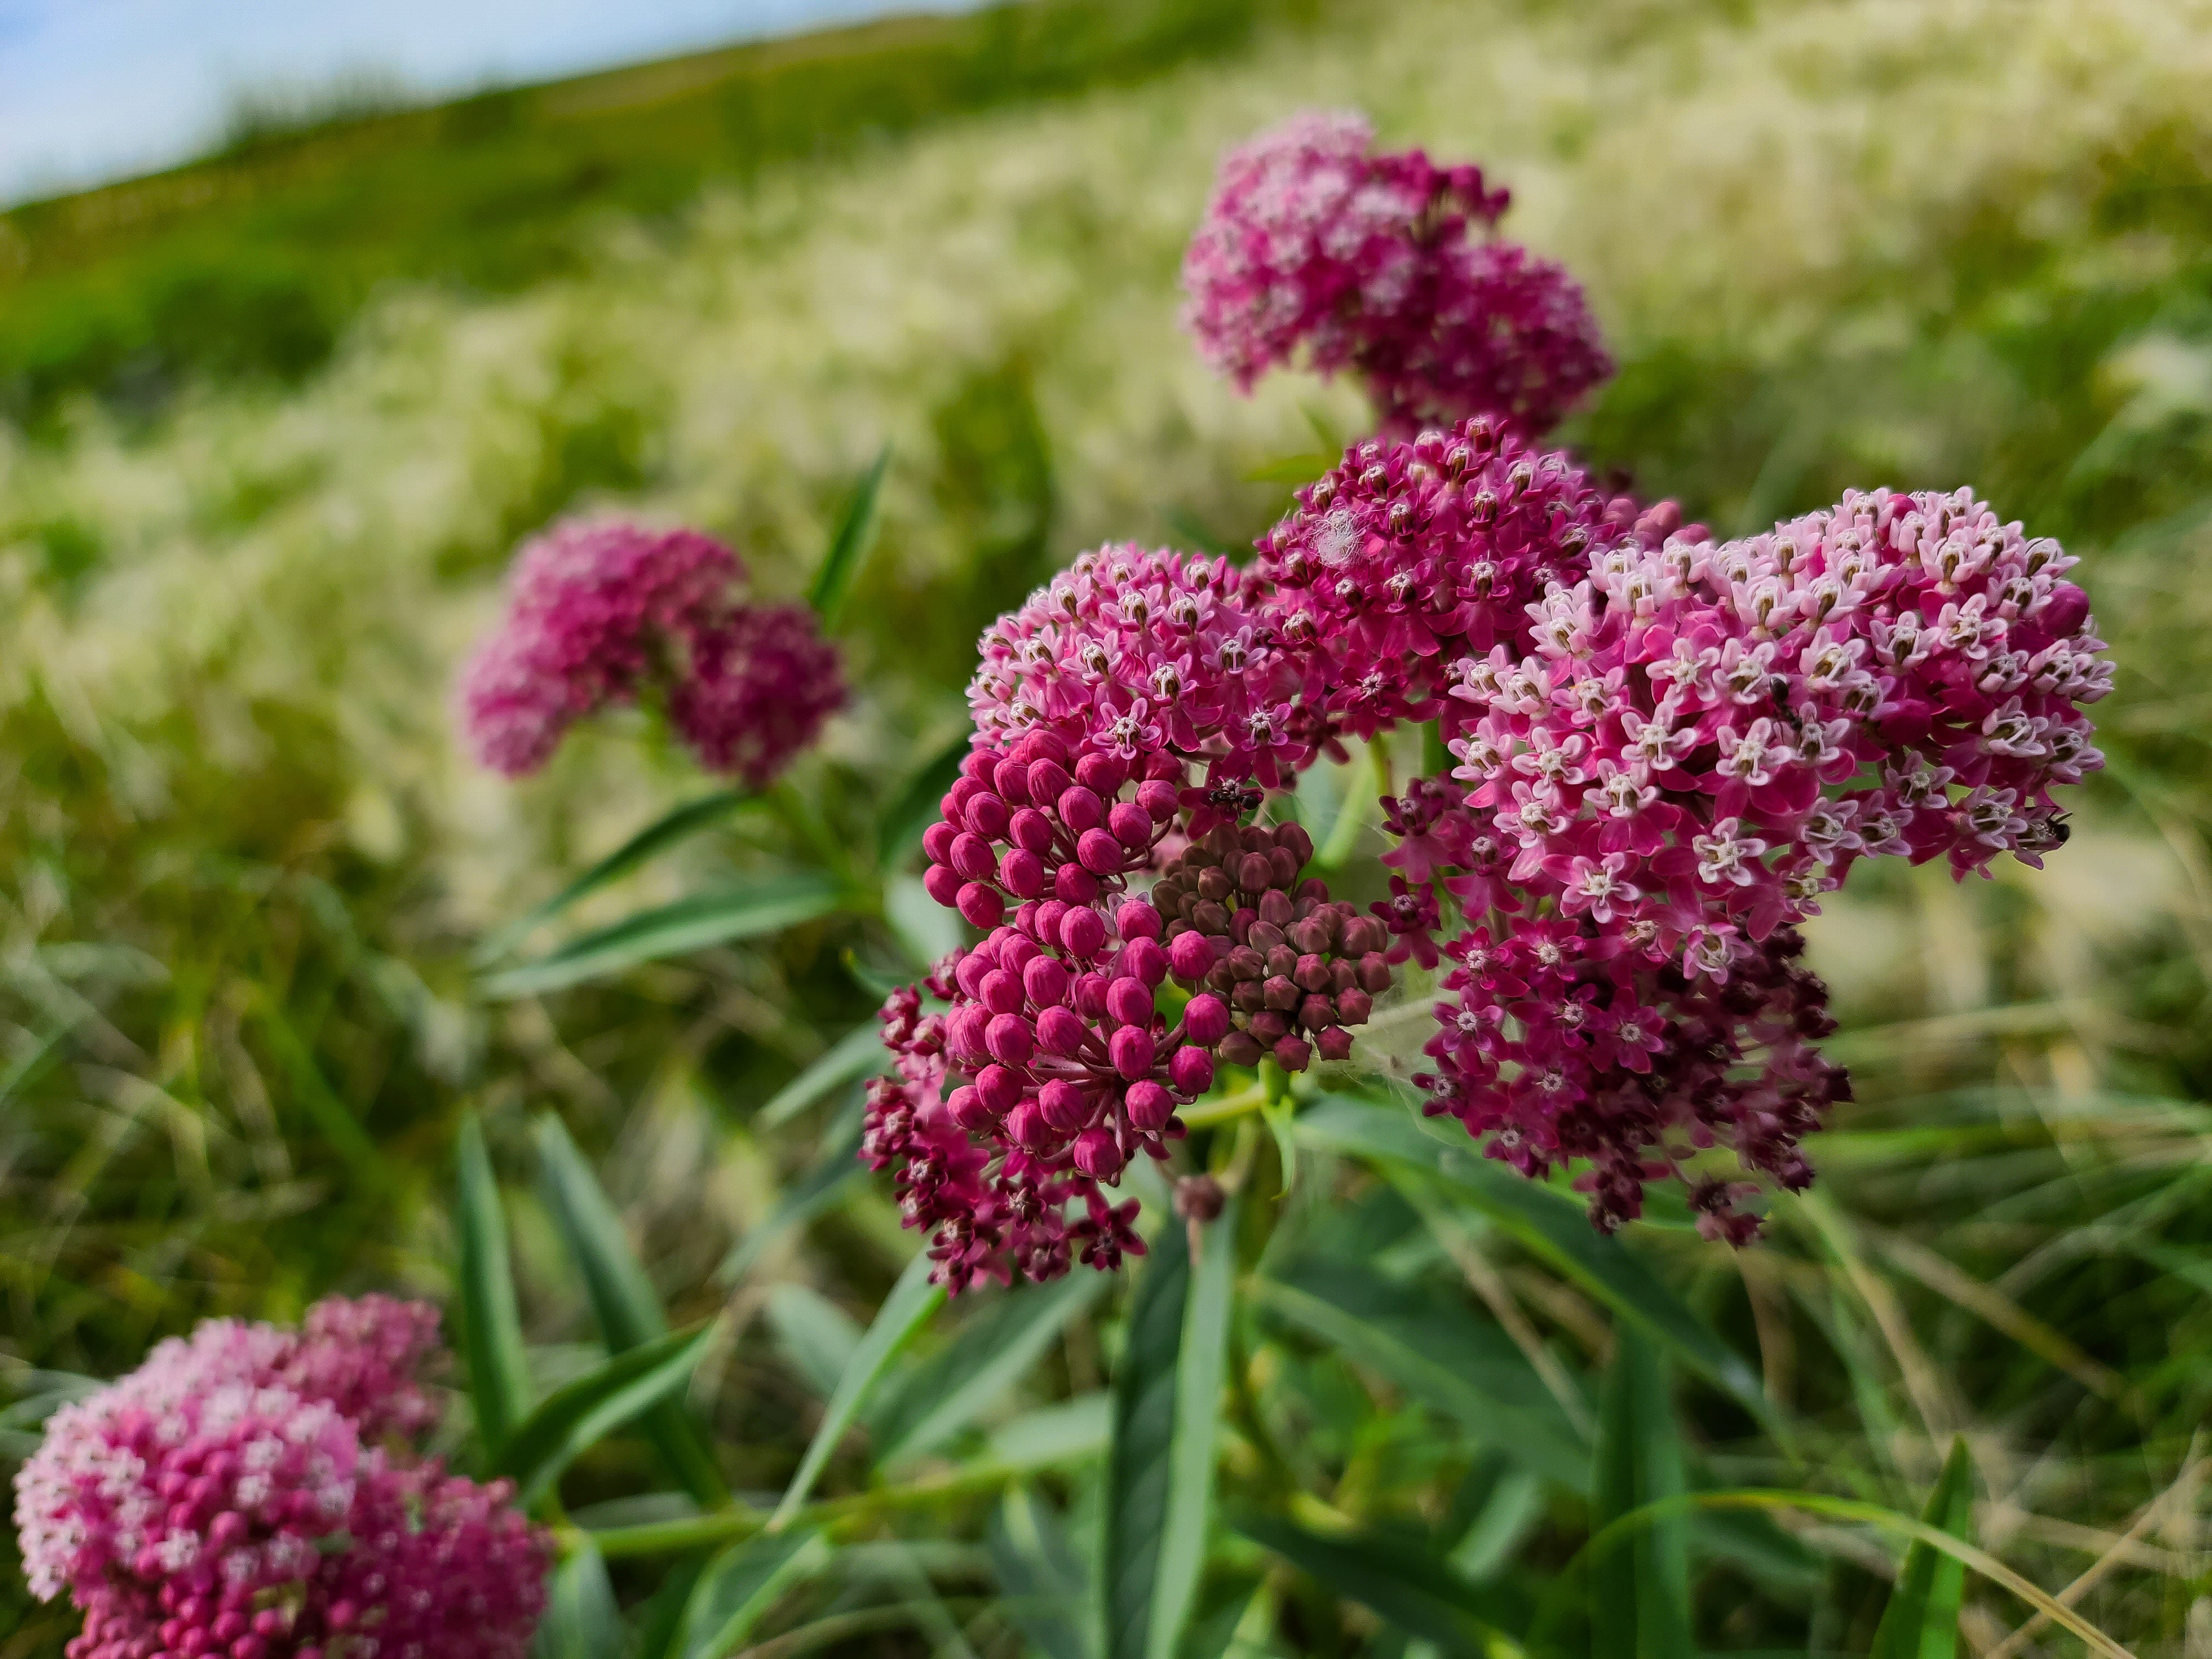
<box><xmin>475</xmin><ymin>790</ymin><xmax>753</xmax><ymax>966</ymax></box>
<box><xmin>534</xmin><ymin>1536</ymin><xmax>624</xmax><ymax>1659</ymax></box>
<box><xmin>877</xmin><ymin>727</ymin><xmax>972</xmax><ymax>868</ymax></box>
<box><xmin>495</xmin><ymin>1326</ymin><xmax>713</xmax><ymax>1506</ymax></box>
<box><xmin>635</xmin><ymin>1552</ymin><xmax>713</xmax><ymax>1659</ymax></box>
<box><xmin>455</xmin><ymin>1113</ymin><xmax>533</xmax><ymax>1457</ymax></box>
<box><xmin>1149</xmin><ymin>1192</ymin><xmax>1240</xmax><ymax>1659</ymax></box>
<box><xmin>1228</xmin><ymin>1513</ymin><xmax>1516</xmax><ymax>1656</ymax></box>
<box><xmin>535</xmin><ymin>1114</ymin><xmax>728</xmax><ymax>1504</ymax></box>
<box><xmin>1103</xmin><ymin>1216</ymin><xmax>1191</xmax><ymax>1659</ymax></box>
<box><xmin>482</xmin><ymin>872</ymin><xmax>848</xmax><ymax>998</ymax></box>
<box><xmin>1869</xmin><ymin>1438</ymin><xmax>1978</xmax><ymax>1659</ymax></box>
<box><xmin>253</xmin><ymin>1005</ymin><xmax>390</xmax><ymax>1189</ymax></box>
<box><xmin>1296</xmin><ymin>1096</ymin><xmax>1773</xmax><ymax>1428</ymax></box>
<box><xmin>991</xmin><ymin>1487</ymin><xmax>1094</xmax><ymax>1659</ymax></box>
<box><xmin>808</xmin><ymin>445</ymin><xmax>891</xmax><ymax>629</ymax></box>
<box><xmin>715</xmin><ymin>1123</ymin><xmax>865</xmax><ymax>1286</ymax></box>
<box><xmin>771</xmin><ymin>1250</ymin><xmax>944</xmax><ymax>1527</ymax></box>
<box><xmin>681</xmin><ymin>1530</ymin><xmax>834</xmax><ymax>1659</ymax></box>
<box><xmin>1251</xmin><ymin>1263</ymin><xmax>1588</xmax><ymax>1490</ymax></box>
<box><xmin>1590</xmin><ymin>1327</ymin><xmax>1694</xmax><ymax>1659</ymax></box>
<box><xmin>988</xmin><ymin>1392</ymin><xmax>1112</xmax><ymax>1469</ymax></box>
<box><xmin>759</xmin><ymin>1023</ymin><xmax>890</xmax><ymax>1130</ymax></box>
<box><xmin>766</xmin><ymin>1284</ymin><xmax>864</xmax><ymax>1399</ymax></box>
<box><xmin>868</xmin><ymin>1271</ymin><xmax>1104</xmax><ymax>1467</ymax></box>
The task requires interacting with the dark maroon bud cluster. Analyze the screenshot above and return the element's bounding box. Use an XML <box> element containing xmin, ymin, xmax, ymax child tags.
<box><xmin>1151</xmin><ymin>820</ymin><xmax>1391</xmax><ymax>1074</ymax></box>
<box><xmin>921</xmin><ymin>731</ymin><xmax>1181</xmax><ymax>930</ymax></box>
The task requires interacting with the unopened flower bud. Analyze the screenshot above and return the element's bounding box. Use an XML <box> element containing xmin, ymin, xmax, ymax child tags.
<box><xmin>1272</xmin><ymin>1035</ymin><xmax>1313</xmax><ymax>1072</ymax></box>
<box><xmin>1315</xmin><ymin>1027</ymin><xmax>1355</xmax><ymax>1062</ymax></box>
<box><xmin>947</xmin><ymin>1084</ymin><xmax>992</xmax><ymax>1131</ymax></box>
<box><xmin>1136</xmin><ymin>779</ymin><xmax>1180</xmax><ymax>821</ymax></box>
<box><xmin>1023</xmin><ymin>955</ymin><xmax>1071</xmax><ymax>1008</ymax></box>
<box><xmin>924</xmin><ymin>863</ymin><xmax>963</xmax><ymax>907</ymax></box>
<box><xmin>1124</xmin><ymin>936</ymin><xmax>1168</xmax><ymax>987</ymax></box>
<box><xmin>1169</xmin><ymin>930</ymin><xmax>1217</xmax><ymax>981</ymax></box>
<box><xmin>1217</xmin><ymin>1030</ymin><xmax>1264</xmax><ymax>1067</ymax></box>
<box><xmin>1109</xmin><ymin>1026</ymin><xmax>1157</xmax><ymax>1080</ymax></box>
<box><xmin>1039</xmin><ymin>1078</ymin><xmax>1088</xmax><ymax>1131</ymax></box>
<box><xmin>1358</xmin><ymin>952</ymin><xmax>1393</xmax><ymax>993</ymax></box>
<box><xmin>1057</xmin><ymin>785</ymin><xmax>1104</xmax><ymax>832</ymax></box>
<box><xmin>1126</xmin><ymin>1081</ymin><xmax>1176</xmax><ymax>1132</ymax></box>
<box><xmin>1075</xmin><ymin>752</ymin><xmax>1127</xmax><ymax>796</ymax></box>
<box><xmin>1182</xmin><ymin>993</ymin><xmax>1230</xmax><ymax>1046</ymax></box>
<box><xmin>1037</xmin><ymin>1005</ymin><xmax>1089</xmax><ymax>1057</ymax></box>
<box><xmin>1262</xmin><ymin>975</ymin><xmax>1299</xmax><ymax>1011</ymax></box>
<box><xmin>957</xmin><ymin>883</ymin><xmax>1005</xmax><ymax>928</ymax></box>
<box><xmin>1335</xmin><ymin>987</ymin><xmax>1373</xmax><ymax>1025</ymax></box>
<box><xmin>1298</xmin><ymin>994</ymin><xmax>1338</xmax><ymax>1032</ymax></box>
<box><xmin>922</xmin><ymin>821</ymin><xmax>959</xmax><ymax>864</ymax></box>
<box><xmin>1109</xmin><ymin>802</ymin><xmax>1154</xmax><ymax>848</ymax></box>
<box><xmin>967</xmin><ymin>794</ymin><xmax>1010</xmax><ymax>839</ymax></box>
<box><xmin>1173</xmin><ymin>1174</ymin><xmax>1226</xmax><ymax>1223</ymax></box>
<box><xmin>1060</xmin><ymin>907</ymin><xmax>1107</xmax><ymax>958</ymax></box>
<box><xmin>1072</xmin><ymin>1126</ymin><xmax>1125</xmax><ymax>1180</ymax></box>
<box><xmin>976</xmin><ymin>1065</ymin><xmax>1021</xmax><ymax>1114</ymax></box>
<box><xmin>1006</xmin><ymin>1101</ymin><xmax>1053</xmax><ymax>1150</ymax></box>
<box><xmin>1249</xmin><ymin>1010</ymin><xmax>1290</xmax><ymax>1044</ymax></box>
<box><xmin>1107</xmin><ymin>977</ymin><xmax>1154</xmax><ymax>1027</ymax></box>
<box><xmin>1237</xmin><ymin>852</ymin><xmax>1275</xmax><ymax>894</ymax></box>
<box><xmin>1055</xmin><ymin>864</ymin><xmax>1099</xmax><ymax>905</ymax></box>
<box><xmin>980</xmin><ymin>969</ymin><xmax>1023</xmax><ymax>1015</ymax></box>
<box><xmin>986</xmin><ymin>1014</ymin><xmax>1035</xmax><ymax>1067</ymax></box>
<box><xmin>1078</xmin><ymin>828</ymin><xmax>1124</xmax><ymax>875</ymax></box>
<box><xmin>1168</xmin><ymin>1046</ymin><xmax>1215</xmax><ymax>1096</ymax></box>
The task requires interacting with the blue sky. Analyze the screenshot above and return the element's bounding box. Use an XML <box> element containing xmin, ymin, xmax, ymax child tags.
<box><xmin>0</xmin><ymin>0</ymin><xmax>973</xmax><ymax>205</ymax></box>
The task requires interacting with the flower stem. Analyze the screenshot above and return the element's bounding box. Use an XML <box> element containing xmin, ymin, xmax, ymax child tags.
<box><xmin>1180</xmin><ymin>1081</ymin><xmax>1269</xmax><ymax>1126</ymax></box>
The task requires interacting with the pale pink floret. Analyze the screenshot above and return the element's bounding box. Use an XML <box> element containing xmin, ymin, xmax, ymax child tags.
<box><xmin>14</xmin><ymin>1296</ymin><xmax>546</xmax><ymax>1659</ymax></box>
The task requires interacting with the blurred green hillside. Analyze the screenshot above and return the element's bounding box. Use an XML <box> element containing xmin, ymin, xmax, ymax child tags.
<box><xmin>6</xmin><ymin>0</ymin><xmax>2212</xmax><ymax>1651</ymax></box>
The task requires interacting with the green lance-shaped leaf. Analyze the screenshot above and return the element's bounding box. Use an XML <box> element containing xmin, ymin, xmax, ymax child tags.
<box><xmin>474</xmin><ymin>790</ymin><xmax>754</xmax><ymax>967</ymax></box>
<box><xmin>766</xmin><ymin>1284</ymin><xmax>863</xmax><ymax>1400</ymax></box>
<box><xmin>1869</xmin><ymin>1438</ymin><xmax>1978</xmax><ymax>1659</ymax></box>
<box><xmin>1104</xmin><ymin>1197</ymin><xmax>1240</xmax><ymax>1659</ymax></box>
<box><xmin>535</xmin><ymin>1115</ymin><xmax>727</xmax><ymax>1504</ymax></box>
<box><xmin>1590</xmin><ymin>1326</ymin><xmax>1694</xmax><ymax>1659</ymax></box>
<box><xmin>1228</xmin><ymin>1514</ymin><xmax>1519</xmax><ymax>1656</ymax></box>
<box><xmin>635</xmin><ymin>1552</ymin><xmax>714</xmax><ymax>1659</ymax></box>
<box><xmin>716</xmin><ymin>1120</ymin><xmax>865</xmax><ymax>1286</ymax></box>
<box><xmin>771</xmin><ymin>1249</ymin><xmax>945</xmax><ymax>1528</ymax></box>
<box><xmin>990</xmin><ymin>1486</ymin><xmax>1094</xmax><ymax>1659</ymax></box>
<box><xmin>1251</xmin><ymin>1260</ymin><xmax>1588</xmax><ymax>1491</ymax></box>
<box><xmin>867</xmin><ymin>1270</ymin><xmax>1105</xmax><ymax>1467</ymax></box>
<box><xmin>808</xmin><ymin>445</ymin><xmax>891</xmax><ymax>629</ymax></box>
<box><xmin>495</xmin><ymin>1326</ymin><xmax>714</xmax><ymax>1506</ymax></box>
<box><xmin>759</xmin><ymin>1021</ymin><xmax>891</xmax><ymax>1130</ymax></box>
<box><xmin>679</xmin><ymin>1529</ymin><xmax>834</xmax><ymax>1659</ymax></box>
<box><xmin>1103</xmin><ymin>1215</ymin><xmax>1192</xmax><ymax>1659</ymax></box>
<box><xmin>877</xmin><ymin>727</ymin><xmax>972</xmax><ymax>869</ymax></box>
<box><xmin>482</xmin><ymin>872</ymin><xmax>849</xmax><ymax>998</ymax></box>
<box><xmin>455</xmin><ymin>1113</ymin><xmax>533</xmax><ymax>1457</ymax></box>
<box><xmin>1296</xmin><ymin>1095</ymin><xmax>1775</xmax><ymax>1430</ymax></box>
<box><xmin>534</xmin><ymin>1535</ymin><xmax>624</xmax><ymax>1659</ymax></box>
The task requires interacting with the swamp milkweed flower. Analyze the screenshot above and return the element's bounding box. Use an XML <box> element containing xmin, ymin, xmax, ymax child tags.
<box><xmin>457</xmin><ymin>517</ymin><xmax>843</xmax><ymax>784</ymax></box>
<box><xmin>14</xmin><ymin>1296</ymin><xmax>546</xmax><ymax>1659</ymax></box>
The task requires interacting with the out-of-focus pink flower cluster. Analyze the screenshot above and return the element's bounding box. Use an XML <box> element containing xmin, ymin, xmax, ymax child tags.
<box><xmin>1180</xmin><ymin>110</ymin><xmax>1611</xmax><ymax>437</ymax></box>
<box><xmin>14</xmin><ymin>1296</ymin><xmax>546</xmax><ymax>1659</ymax></box>
<box><xmin>457</xmin><ymin>517</ymin><xmax>844</xmax><ymax>786</ymax></box>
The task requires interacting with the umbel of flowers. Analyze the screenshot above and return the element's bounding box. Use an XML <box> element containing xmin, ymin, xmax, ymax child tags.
<box><xmin>869</xmin><ymin>403</ymin><xmax>2110</xmax><ymax>1282</ymax></box>
<box><xmin>1180</xmin><ymin>110</ymin><xmax>1613</xmax><ymax>437</ymax></box>
<box><xmin>457</xmin><ymin>517</ymin><xmax>844</xmax><ymax>785</ymax></box>
<box><xmin>14</xmin><ymin>1297</ymin><xmax>546</xmax><ymax>1659</ymax></box>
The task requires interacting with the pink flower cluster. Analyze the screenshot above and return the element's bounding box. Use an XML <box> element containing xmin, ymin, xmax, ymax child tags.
<box><xmin>457</xmin><ymin>517</ymin><xmax>844</xmax><ymax>785</ymax></box>
<box><xmin>1181</xmin><ymin>110</ymin><xmax>1611</xmax><ymax>437</ymax></box>
<box><xmin>15</xmin><ymin>1297</ymin><xmax>546</xmax><ymax>1659</ymax></box>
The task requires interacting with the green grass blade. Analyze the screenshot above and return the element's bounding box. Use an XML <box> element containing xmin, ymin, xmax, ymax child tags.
<box><xmin>1227</xmin><ymin>1513</ymin><xmax>1516</xmax><ymax>1655</ymax></box>
<box><xmin>867</xmin><ymin>1271</ymin><xmax>1105</xmax><ymax>1467</ymax></box>
<box><xmin>252</xmin><ymin>1004</ymin><xmax>392</xmax><ymax>1191</ymax></box>
<box><xmin>1149</xmin><ymin>1192</ymin><xmax>1240</xmax><ymax>1659</ymax></box>
<box><xmin>759</xmin><ymin>1022</ymin><xmax>891</xmax><ymax>1130</ymax></box>
<box><xmin>1590</xmin><ymin>1327</ymin><xmax>1694</xmax><ymax>1659</ymax></box>
<box><xmin>1250</xmin><ymin>1264</ymin><xmax>1589</xmax><ymax>1491</ymax></box>
<box><xmin>771</xmin><ymin>1249</ymin><xmax>944</xmax><ymax>1527</ymax></box>
<box><xmin>455</xmin><ymin>1112</ymin><xmax>533</xmax><ymax>1457</ymax></box>
<box><xmin>715</xmin><ymin>1123</ymin><xmax>865</xmax><ymax>1286</ymax></box>
<box><xmin>807</xmin><ymin>444</ymin><xmax>891</xmax><ymax>629</ymax></box>
<box><xmin>634</xmin><ymin>1552</ymin><xmax>713</xmax><ymax>1659</ymax></box>
<box><xmin>535</xmin><ymin>1114</ymin><xmax>728</xmax><ymax>1504</ymax></box>
<box><xmin>877</xmin><ymin>727</ymin><xmax>972</xmax><ymax>869</ymax></box>
<box><xmin>474</xmin><ymin>789</ymin><xmax>753</xmax><ymax>966</ymax></box>
<box><xmin>481</xmin><ymin>872</ymin><xmax>848</xmax><ymax>998</ymax></box>
<box><xmin>1869</xmin><ymin>1438</ymin><xmax>1977</xmax><ymax>1659</ymax></box>
<box><xmin>766</xmin><ymin>1284</ymin><xmax>863</xmax><ymax>1399</ymax></box>
<box><xmin>495</xmin><ymin>1325</ymin><xmax>713</xmax><ymax>1506</ymax></box>
<box><xmin>1296</xmin><ymin>1095</ymin><xmax>1773</xmax><ymax>1430</ymax></box>
<box><xmin>990</xmin><ymin>1487</ymin><xmax>1093</xmax><ymax>1659</ymax></box>
<box><xmin>679</xmin><ymin>1530</ymin><xmax>834</xmax><ymax>1659</ymax></box>
<box><xmin>1103</xmin><ymin>1214</ymin><xmax>1191</xmax><ymax>1659</ymax></box>
<box><xmin>534</xmin><ymin>1535</ymin><xmax>624</xmax><ymax>1659</ymax></box>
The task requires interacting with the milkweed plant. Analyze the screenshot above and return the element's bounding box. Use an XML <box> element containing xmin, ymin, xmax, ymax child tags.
<box><xmin>14</xmin><ymin>111</ymin><xmax>2123</xmax><ymax>1659</ymax></box>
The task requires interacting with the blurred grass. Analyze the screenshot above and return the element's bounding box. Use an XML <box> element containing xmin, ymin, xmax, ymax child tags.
<box><xmin>4</xmin><ymin>0</ymin><xmax>2212</xmax><ymax>1651</ymax></box>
